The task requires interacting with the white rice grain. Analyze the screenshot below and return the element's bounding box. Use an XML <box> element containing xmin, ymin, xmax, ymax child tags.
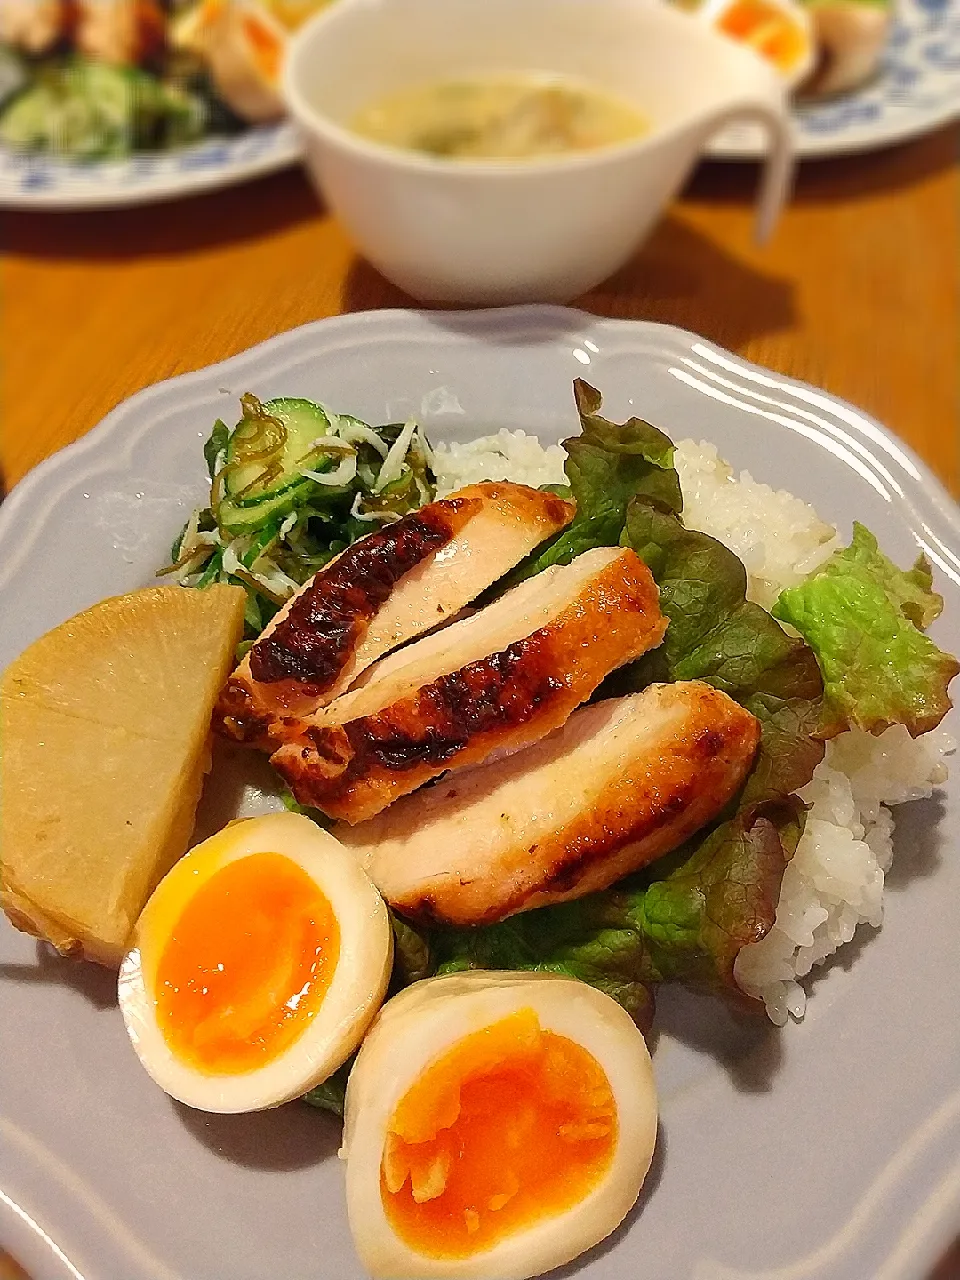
<box><xmin>735</xmin><ymin>726</ymin><xmax>954</xmax><ymax>1025</ymax></box>
<box><xmin>673</xmin><ymin>438</ymin><xmax>841</xmax><ymax>610</ymax></box>
<box><xmin>431</xmin><ymin>430</ymin><xmax>567</xmax><ymax>496</ymax></box>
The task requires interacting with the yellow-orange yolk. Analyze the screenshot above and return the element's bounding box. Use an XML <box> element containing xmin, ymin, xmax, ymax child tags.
<box><xmin>381</xmin><ymin>1008</ymin><xmax>617</xmax><ymax>1258</ymax></box>
<box><xmin>154</xmin><ymin>852</ymin><xmax>339</xmax><ymax>1075</ymax></box>
<box><xmin>718</xmin><ymin>0</ymin><xmax>808</xmax><ymax>70</ymax></box>
<box><xmin>243</xmin><ymin>14</ymin><xmax>283</xmax><ymax>82</ymax></box>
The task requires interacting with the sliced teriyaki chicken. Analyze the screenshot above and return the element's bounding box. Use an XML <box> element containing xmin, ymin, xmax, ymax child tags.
<box><xmin>336</xmin><ymin>682</ymin><xmax>760</xmax><ymax>925</ymax></box>
<box><xmin>215</xmin><ymin>482</ymin><xmax>574</xmax><ymax>747</ymax></box>
<box><xmin>271</xmin><ymin>546</ymin><xmax>666</xmax><ymax>824</ymax></box>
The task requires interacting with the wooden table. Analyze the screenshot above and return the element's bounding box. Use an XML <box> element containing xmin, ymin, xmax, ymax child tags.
<box><xmin>2</xmin><ymin>127</ymin><xmax>960</xmax><ymax>1279</ymax></box>
<box><xmin>3</xmin><ymin>123</ymin><xmax>959</xmax><ymax>496</ymax></box>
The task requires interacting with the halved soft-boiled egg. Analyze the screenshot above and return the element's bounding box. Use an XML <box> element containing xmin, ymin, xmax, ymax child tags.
<box><xmin>342</xmin><ymin>971</ymin><xmax>658</xmax><ymax>1279</ymax></box>
<box><xmin>172</xmin><ymin>0</ymin><xmax>289</xmax><ymax>122</ymax></box>
<box><xmin>118</xmin><ymin>811</ymin><xmax>392</xmax><ymax>1112</ymax></box>
<box><xmin>699</xmin><ymin>0</ymin><xmax>816</xmax><ymax>89</ymax></box>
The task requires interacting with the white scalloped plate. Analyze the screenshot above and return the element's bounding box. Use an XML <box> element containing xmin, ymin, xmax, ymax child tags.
<box><xmin>1</xmin><ymin>307</ymin><xmax>959</xmax><ymax>1280</ymax></box>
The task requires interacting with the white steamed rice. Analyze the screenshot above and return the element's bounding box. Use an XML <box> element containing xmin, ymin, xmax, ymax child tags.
<box><xmin>432</xmin><ymin>431</ymin><xmax>567</xmax><ymax>495</ymax></box>
<box><xmin>434</xmin><ymin>427</ymin><xmax>954</xmax><ymax>1023</ymax></box>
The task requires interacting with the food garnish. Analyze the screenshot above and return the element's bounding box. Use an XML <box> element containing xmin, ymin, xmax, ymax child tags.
<box><xmin>773</xmin><ymin>522</ymin><xmax>960</xmax><ymax>737</ymax></box>
<box><xmin>118</xmin><ymin>812</ymin><xmax>392</xmax><ymax>1112</ymax></box>
<box><xmin>341</xmin><ymin>971</ymin><xmax>657</xmax><ymax>1280</ymax></box>
<box><xmin>0</xmin><ymin>584</ymin><xmax>245</xmax><ymax>965</ymax></box>
<box><xmin>162</xmin><ymin>394</ymin><xmax>437</xmax><ymax>639</ymax></box>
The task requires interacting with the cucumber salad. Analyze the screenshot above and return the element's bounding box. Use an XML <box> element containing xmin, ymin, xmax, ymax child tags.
<box><xmin>0</xmin><ymin>1</ymin><xmax>331</xmax><ymax>159</ymax></box>
<box><xmin>162</xmin><ymin>394</ymin><xmax>435</xmax><ymax>637</ymax></box>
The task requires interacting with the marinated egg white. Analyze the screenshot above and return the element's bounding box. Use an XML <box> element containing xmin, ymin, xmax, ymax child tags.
<box><xmin>172</xmin><ymin>0</ymin><xmax>288</xmax><ymax>123</ymax></box>
<box><xmin>342</xmin><ymin>971</ymin><xmax>658</xmax><ymax>1280</ymax></box>
<box><xmin>699</xmin><ymin>0</ymin><xmax>815</xmax><ymax>89</ymax></box>
<box><xmin>118</xmin><ymin>811</ymin><xmax>392</xmax><ymax>1113</ymax></box>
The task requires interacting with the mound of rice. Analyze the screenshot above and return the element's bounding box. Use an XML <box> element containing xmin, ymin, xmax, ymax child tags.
<box><xmin>440</xmin><ymin>428</ymin><xmax>954</xmax><ymax>1024</ymax></box>
<box><xmin>672</xmin><ymin>440</ymin><xmax>841</xmax><ymax>611</ymax></box>
<box><xmin>432</xmin><ymin>431</ymin><xmax>567</xmax><ymax>496</ymax></box>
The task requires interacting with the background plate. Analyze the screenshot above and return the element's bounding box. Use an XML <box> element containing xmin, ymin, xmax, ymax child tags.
<box><xmin>0</xmin><ymin>120</ymin><xmax>299</xmax><ymax>210</ymax></box>
<box><xmin>710</xmin><ymin>0</ymin><xmax>960</xmax><ymax>157</ymax></box>
<box><xmin>3</xmin><ymin>0</ymin><xmax>959</xmax><ymax>208</ymax></box>
<box><xmin>1</xmin><ymin>307</ymin><xmax>959</xmax><ymax>1280</ymax></box>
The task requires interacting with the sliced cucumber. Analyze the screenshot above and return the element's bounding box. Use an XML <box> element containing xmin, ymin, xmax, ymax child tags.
<box><xmin>225</xmin><ymin>397</ymin><xmax>331</xmax><ymax>507</ymax></box>
<box><xmin>217</xmin><ymin>488</ymin><xmax>303</xmax><ymax>535</ymax></box>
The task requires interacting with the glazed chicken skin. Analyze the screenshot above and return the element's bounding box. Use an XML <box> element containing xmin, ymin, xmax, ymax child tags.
<box><xmin>272</xmin><ymin>547</ymin><xmax>666</xmax><ymax>824</ymax></box>
<box><xmin>215</xmin><ymin>482</ymin><xmax>574</xmax><ymax>748</ymax></box>
<box><xmin>336</xmin><ymin>682</ymin><xmax>760</xmax><ymax>925</ymax></box>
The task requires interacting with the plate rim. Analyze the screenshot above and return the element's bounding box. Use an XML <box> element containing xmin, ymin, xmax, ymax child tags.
<box><xmin>0</xmin><ymin>123</ymin><xmax>300</xmax><ymax>210</ymax></box>
<box><xmin>3</xmin><ymin>305</ymin><xmax>958</xmax><ymax>564</ymax></box>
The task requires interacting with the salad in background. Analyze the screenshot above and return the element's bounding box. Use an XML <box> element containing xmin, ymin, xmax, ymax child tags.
<box><xmin>0</xmin><ymin>0</ymin><xmax>332</xmax><ymax>158</ymax></box>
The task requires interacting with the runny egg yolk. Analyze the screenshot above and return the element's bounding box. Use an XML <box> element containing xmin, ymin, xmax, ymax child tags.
<box><xmin>717</xmin><ymin>0</ymin><xmax>808</xmax><ymax>71</ymax></box>
<box><xmin>381</xmin><ymin>1008</ymin><xmax>617</xmax><ymax>1258</ymax></box>
<box><xmin>154</xmin><ymin>852</ymin><xmax>339</xmax><ymax>1075</ymax></box>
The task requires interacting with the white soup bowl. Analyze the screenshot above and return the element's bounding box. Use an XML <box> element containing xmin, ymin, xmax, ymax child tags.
<box><xmin>283</xmin><ymin>0</ymin><xmax>794</xmax><ymax>305</ymax></box>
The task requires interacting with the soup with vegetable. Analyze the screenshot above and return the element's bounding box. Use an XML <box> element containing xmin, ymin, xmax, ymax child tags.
<box><xmin>350</xmin><ymin>74</ymin><xmax>648</xmax><ymax>160</ymax></box>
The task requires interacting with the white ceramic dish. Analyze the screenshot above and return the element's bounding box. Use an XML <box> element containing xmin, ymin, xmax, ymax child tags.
<box><xmin>1</xmin><ymin>307</ymin><xmax>959</xmax><ymax>1280</ymax></box>
<box><xmin>283</xmin><ymin>0</ymin><xmax>792</xmax><ymax>304</ymax></box>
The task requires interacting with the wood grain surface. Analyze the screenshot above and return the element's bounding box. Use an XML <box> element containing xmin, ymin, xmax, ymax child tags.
<box><xmin>3</xmin><ymin>124</ymin><xmax>959</xmax><ymax>496</ymax></box>
<box><xmin>1</xmin><ymin>126</ymin><xmax>959</xmax><ymax>1280</ymax></box>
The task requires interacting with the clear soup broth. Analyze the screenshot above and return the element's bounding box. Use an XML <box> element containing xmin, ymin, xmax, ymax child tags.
<box><xmin>350</xmin><ymin>74</ymin><xmax>648</xmax><ymax>160</ymax></box>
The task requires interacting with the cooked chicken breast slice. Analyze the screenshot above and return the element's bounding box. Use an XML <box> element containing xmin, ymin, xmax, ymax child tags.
<box><xmin>272</xmin><ymin>546</ymin><xmax>666</xmax><ymax>824</ymax></box>
<box><xmin>336</xmin><ymin>682</ymin><xmax>760</xmax><ymax>925</ymax></box>
<box><xmin>215</xmin><ymin>482</ymin><xmax>573</xmax><ymax>746</ymax></box>
<box><xmin>0</xmin><ymin>0</ymin><xmax>69</xmax><ymax>53</ymax></box>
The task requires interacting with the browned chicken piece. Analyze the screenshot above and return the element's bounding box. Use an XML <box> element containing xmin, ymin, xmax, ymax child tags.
<box><xmin>336</xmin><ymin>682</ymin><xmax>760</xmax><ymax>925</ymax></box>
<box><xmin>272</xmin><ymin>546</ymin><xmax>667</xmax><ymax>824</ymax></box>
<box><xmin>0</xmin><ymin>0</ymin><xmax>70</xmax><ymax>53</ymax></box>
<box><xmin>215</xmin><ymin>482</ymin><xmax>574</xmax><ymax>748</ymax></box>
<box><xmin>75</xmin><ymin>0</ymin><xmax>167</xmax><ymax>65</ymax></box>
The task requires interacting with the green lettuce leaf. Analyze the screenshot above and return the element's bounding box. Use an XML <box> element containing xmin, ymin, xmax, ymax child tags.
<box><xmin>203</xmin><ymin>419</ymin><xmax>230</xmax><ymax>481</ymax></box>
<box><xmin>508</xmin><ymin>380</ymin><xmax>681</xmax><ymax>581</ymax></box>
<box><xmin>391</xmin><ymin>913</ymin><xmax>433</xmax><ymax>987</ymax></box>
<box><xmin>773</xmin><ymin>523</ymin><xmax>959</xmax><ymax>737</ymax></box>
<box><xmin>618</xmin><ymin>497</ymin><xmax>826</xmax><ymax>803</ymax></box>
<box><xmin>437</xmin><ymin>799</ymin><xmax>801</xmax><ymax>1003</ymax></box>
<box><xmin>435</xmin><ymin>911</ymin><xmax>657</xmax><ymax>1032</ymax></box>
<box><xmin>302</xmin><ymin>1061</ymin><xmax>350</xmax><ymax>1119</ymax></box>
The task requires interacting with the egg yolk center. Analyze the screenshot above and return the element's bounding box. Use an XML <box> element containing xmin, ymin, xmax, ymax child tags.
<box><xmin>243</xmin><ymin>13</ymin><xmax>283</xmax><ymax>82</ymax></box>
<box><xmin>380</xmin><ymin>1008</ymin><xmax>617</xmax><ymax>1258</ymax></box>
<box><xmin>717</xmin><ymin>0</ymin><xmax>807</xmax><ymax>71</ymax></box>
<box><xmin>154</xmin><ymin>852</ymin><xmax>339</xmax><ymax>1075</ymax></box>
